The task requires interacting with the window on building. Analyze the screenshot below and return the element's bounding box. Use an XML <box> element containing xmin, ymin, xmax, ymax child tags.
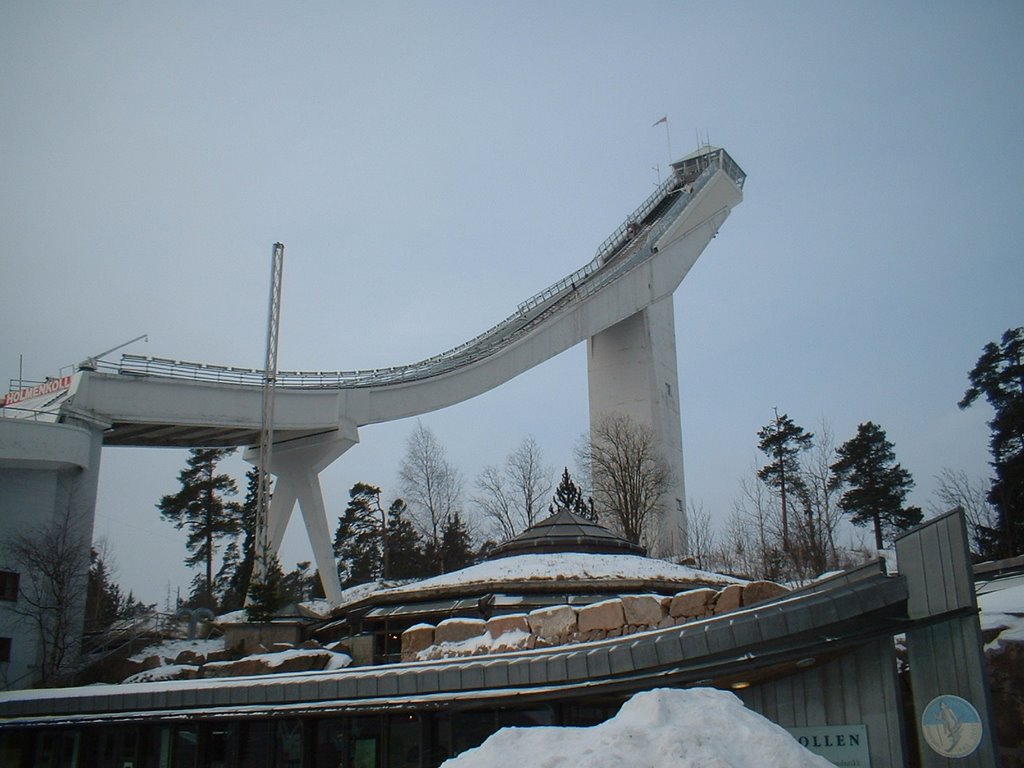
<box><xmin>0</xmin><ymin>571</ymin><xmax>18</xmax><ymax>601</ymax></box>
<box><xmin>0</xmin><ymin>637</ymin><xmax>11</xmax><ymax>663</ymax></box>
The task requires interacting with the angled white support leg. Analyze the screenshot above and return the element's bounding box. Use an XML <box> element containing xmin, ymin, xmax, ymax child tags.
<box><xmin>243</xmin><ymin>421</ymin><xmax>359</xmax><ymax>606</ymax></box>
<box><xmin>267</xmin><ymin>475</ymin><xmax>297</xmax><ymax>553</ymax></box>
<box><xmin>290</xmin><ymin>469</ymin><xmax>343</xmax><ymax>604</ymax></box>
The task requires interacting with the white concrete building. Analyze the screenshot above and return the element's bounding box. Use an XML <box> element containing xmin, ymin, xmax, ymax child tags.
<box><xmin>0</xmin><ymin>417</ymin><xmax>102</xmax><ymax>689</ymax></box>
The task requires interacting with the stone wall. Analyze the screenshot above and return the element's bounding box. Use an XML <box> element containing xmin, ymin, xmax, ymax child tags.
<box><xmin>402</xmin><ymin>581</ymin><xmax>788</xmax><ymax>662</ymax></box>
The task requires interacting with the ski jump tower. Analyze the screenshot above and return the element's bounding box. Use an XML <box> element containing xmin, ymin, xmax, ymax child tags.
<box><xmin>3</xmin><ymin>147</ymin><xmax>745</xmax><ymax>604</ymax></box>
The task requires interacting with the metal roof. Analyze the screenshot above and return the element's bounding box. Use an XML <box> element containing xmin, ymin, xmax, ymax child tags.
<box><xmin>488</xmin><ymin>510</ymin><xmax>646</xmax><ymax>559</ymax></box>
<box><xmin>0</xmin><ymin>563</ymin><xmax>908</xmax><ymax>725</ymax></box>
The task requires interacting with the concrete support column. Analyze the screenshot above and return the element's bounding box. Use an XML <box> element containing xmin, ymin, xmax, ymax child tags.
<box><xmin>291</xmin><ymin>470</ymin><xmax>341</xmax><ymax>603</ymax></box>
<box><xmin>587</xmin><ymin>294</ymin><xmax>686</xmax><ymax>559</ymax></box>
<box><xmin>266</xmin><ymin>477</ymin><xmax>298</xmax><ymax>553</ymax></box>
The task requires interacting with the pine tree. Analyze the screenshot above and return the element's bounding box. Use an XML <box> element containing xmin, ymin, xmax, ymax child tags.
<box><xmin>829</xmin><ymin>422</ymin><xmax>923</xmax><ymax>550</ymax></box>
<box><xmin>333</xmin><ymin>483</ymin><xmax>386</xmax><ymax>587</ymax></box>
<box><xmin>549</xmin><ymin>467</ymin><xmax>597</xmax><ymax>521</ymax></box>
<box><xmin>280</xmin><ymin>561</ymin><xmax>317</xmax><ymax>603</ymax></box>
<box><xmin>757</xmin><ymin>411</ymin><xmax>813</xmax><ymax>554</ymax></box>
<box><xmin>219</xmin><ymin>467</ymin><xmax>259</xmax><ymax>611</ymax></box>
<box><xmin>385</xmin><ymin>499</ymin><xmax>429</xmax><ymax>580</ymax></box>
<box><xmin>157</xmin><ymin>448</ymin><xmax>240</xmax><ymax>608</ymax></box>
<box><xmin>959</xmin><ymin>326</ymin><xmax>1024</xmax><ymax>557</ymax></box>
<box><xmin>84</xmin><ymin>547</ymin><xmax>124</xmax><ymax>633</ymax></box>
<box><xmin>245</xmin><ymin>542</ymin><xmax>286</xmax><ymax>622</ymax></box>
<box><xmin>439</xmin><ymin>512</ymin><xmax>475</xmax><ymax>573</ymax></box>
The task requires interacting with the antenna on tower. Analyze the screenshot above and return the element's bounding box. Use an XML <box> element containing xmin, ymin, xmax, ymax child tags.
<box><xmin>250</xmin><ymin>242</ymin><xmax>285</xmax><ymax>612</ymax></box>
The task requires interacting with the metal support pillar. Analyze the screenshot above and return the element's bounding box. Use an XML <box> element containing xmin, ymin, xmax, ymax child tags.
<box><xmin>243</xmin><ymin>424</ymin><xmax>360</xmax><ymax>605</ymax></box>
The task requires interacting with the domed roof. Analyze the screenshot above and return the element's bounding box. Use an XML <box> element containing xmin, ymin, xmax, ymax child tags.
<box><xmin>487</xmin><ymin>509</ymin><xmax>646</xmax><ymax>559</ymax></box>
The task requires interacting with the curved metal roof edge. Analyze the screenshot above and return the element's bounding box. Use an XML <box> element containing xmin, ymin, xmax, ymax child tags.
<box><xmin>0</xmin><ymin>571</ymin><xmax>908</xmax><ymax>723</ymax></box>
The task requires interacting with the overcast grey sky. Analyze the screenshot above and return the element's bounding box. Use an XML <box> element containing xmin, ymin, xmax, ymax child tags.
<box><xmin>3</xmin><ymin>2</ymin><xmax>1021</xmax><ymax>605</ymax></box>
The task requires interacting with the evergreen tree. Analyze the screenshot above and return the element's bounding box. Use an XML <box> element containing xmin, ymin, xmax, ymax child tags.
<box><xmin>84</xmin><ymin>547</ymin><xmax>124</xmax><ymax>633</ymax></box>
<box><xmin>385</xmin><ymin>499</ymin><xmax>429</xmax><ymax>580</ymax></box>
<box><xmin>959</xmin><ymin>326</ymin><xmax>1024</xmax><ymax>557</ymax></box>
<box><xmin>439</xmin><ymin>512</ymin><xmax>475</xmax><ymax>573</ymax></box>
<box><xmin>280</xmin><ymin>561</ymin><xmax>318</xmax><ymax>603</ymax></box>
<box><xmin>245</xmin><ymin>542</ymin><xmax>286</xmax><ymax>622</ymax></box>
<box><xmin>158</xmin><ymin>448</ymin><xmax>240</xmax><ymax>608</ymax></box>
<box><xmin>219</xmin><ymin>467</ymin><xmax>259</xmax><ymax>611</ymax></box>
<box><xmin>757</xmin><ymin>411</ymin><xmax>813</xmax><ymax>553</ymax></box>
<box><xmin>829</xmin><ymin>422</ymin><xmax>923</xmax><ymax>550</ymax></box>
<box><xmin>549</xmin><ymin>467</ymin><xmax>597</xmax><ymax>521</ymax></box>
<box><xmin>333</xmin><ymin>483</ymin><xmax>386</xmax><ymax>587</ymax></box>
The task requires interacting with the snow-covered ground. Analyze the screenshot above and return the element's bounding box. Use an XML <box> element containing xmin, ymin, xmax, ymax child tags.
<box><xmin>977</xmin><ymin>574</ymin><xmax>1024</xmax><ymax>651</ymax></box>
<box><xmin>128</xmin><ymin>637</ymin><xmax>224</xmax><ymax>664</ymax></box>
<box><xmin>441</xmin><ymin>688</ymin><xmax>832</xmax><ymax>768</ymax></box>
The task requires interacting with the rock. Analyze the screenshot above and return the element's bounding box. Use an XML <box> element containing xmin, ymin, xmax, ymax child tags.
<box><xmin>264</xmin><ymin>650</ymin><xmax>334</xmax><ymax>674</ymax></box>
<box><xmin>298</xmin><ymin>639</ymin><xmax>322</xmax><ymax>650</ymax></box>
<box><xmin>434</xmin><ymin>618</ymin><xmax>487</xmax><ymax>645</ymax></box>
<box><xmin>174</xmin><ymin>649</ymin><xmax>206</xmax><ymax>666</ymax></box>
<box><xmin>203</xmin><ymin>657</ymin><xmax>271</xmax><ymax>678</ymax></box>
<box><xmin>668</xmin><ymin>588</ymin><xmax>717</xmax><ymax>619</ymax></box>
<box><xmin>490</xmin><ymin>630</ymin><xmax>533</xmax><ymax>653</ymax></box>
<box><xmin>985</xmin><ymin>638</ymin><xmax>1024</xmax><ymax>759</ymax></box>
<box><xmin>268</xmin><ymin>642</ymin><xmax>295</xmax><ymax>652</ymax></box>
<box><xmin>487</xmin><ymin>614</ymin><xmax>530</xmax><ymax>641</ymax></box>
<box><xmin>577</xmin><ymin>599</ymin><xmax>626</xmax><ymax>634</ymax></box>
<box><xmin>124</xmin><ymin>664</ymin><xmax>199</xmax><ymax>684</ymax></box>
<box><xmin>621</xmin><ymin>595</ymin><xmax>666</xmax><ymax>628</ymax></box>
<box><xmin>528</xmin><ymin>606</ymin><xmax>578</xmax><ymax>644</ymax></box>
<box><xmin>401</xmin><ymin>624</ymin><xmax>435</xmax><ymax>659</ymax></box>
<box><xmin>205</xmin><ymin>648</ymin><xmax>238</xmax><ymax>663</ymax></box>
<box><xmin>741</xmin><ymin>581</ymin><xmax>789</xmax><ymax>606</ymax></box>
<box><xmin>713</xmin><ymin>585</ymin><xmax>744</xmax><ymax>614</ymax></box>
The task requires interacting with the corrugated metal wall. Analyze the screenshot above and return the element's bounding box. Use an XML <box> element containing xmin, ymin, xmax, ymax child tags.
<box><xmin>896</xmin><ymin>510</ymin><xmax>1000</xmax><ymax>767</ymax></box>
<box><xmin>740</xmin><ymin>637</ymin><xmax>907</xmax><ymax>766</ymax></box>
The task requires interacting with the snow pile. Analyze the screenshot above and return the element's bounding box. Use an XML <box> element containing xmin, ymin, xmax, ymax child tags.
<box><xmin>247</xmin><ymin>648</ymin><xmax>352</xmax><ymax>670</ymax></box>
<box><xmin>123</xmin><ymin>664</ymin><xmax>199</xmax><ymax>684</ymax></box>
<box><xmin>442</xmin><ymin>688</ymin><xmax>832</xmax><ymax>768</ymax></box>
<box><xmin>128</xmin><ymin>638</ymin><xmax>224</xmax><ymax>664</ymax></box>
<box><xmin>417</xmin><ymin>627</ymin><xmax>532</xmax><ymax>660</ymax></box>
<box><xmin>978</xmin><ymin>577</ymin><xmax>1024</xmax><ymax>651</ymax></box>
<box><xmin>379</xmin><ymin>553</ymin><xmax>742</xmax><ymax>598</ymax></box>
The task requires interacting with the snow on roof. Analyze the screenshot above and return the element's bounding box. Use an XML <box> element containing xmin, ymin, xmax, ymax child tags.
<box><xmin>376</xmin><ymin>552</ymin><xmax>743</xmax><ymax>598</ymax></box>
<box><xmin>440</xmin><ymin>687</ymin><xmax>833</xmax><ymax>768</ymax></box>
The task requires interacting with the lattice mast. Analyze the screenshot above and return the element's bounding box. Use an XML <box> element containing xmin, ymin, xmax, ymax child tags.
<box><xmin>256</xmin><ymin>242</ymin><xmax>285</xmax><ymax>565</ymax></box>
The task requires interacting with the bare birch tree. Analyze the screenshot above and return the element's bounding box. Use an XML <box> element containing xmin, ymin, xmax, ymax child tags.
<box><xmin>474</xmin><ymin>436</ymin><xmax>553</xmax><ymax>542</ymax></box>
<box><xmin>685</xmin><ymin>499</ymin><xmax>716</xmax><ymax>571</ymax></box>
<box><xmin>931</xmin><ymin>468</ymin><xmax>1000</xmax><ymax>559</ymax></box>
<box><xmin>794</xmin><ymin>420</ymin><xmax>844</xmax><ymax>578</ymax></box>
<box><xmin>1</xmin><ymin>506</ymin><xmax>90</xmax><ymax>687</ymax></box>
<box><xmin>581</xmin><ymin>413</ymin><xmax>673</xmax><ymax>546</ymax></box>
<box><xmin>399</xmin><ymin>422</ymin><xmax>464</xmax><ymax>571</ymax></box>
